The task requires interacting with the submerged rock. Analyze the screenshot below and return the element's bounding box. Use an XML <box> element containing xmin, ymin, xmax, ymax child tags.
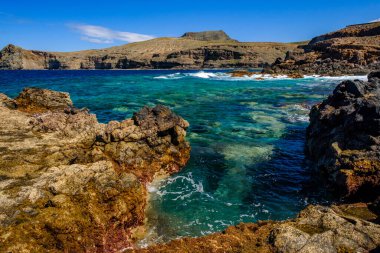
<box><xmin>306</xmin><ymin>71</ymin><xmax>380</xmax><ymax>200</ymax></box>
<box><xmin>0</xmin><ymin>88</ymin><xmax>190</xmax><ymax>252</ymax></box>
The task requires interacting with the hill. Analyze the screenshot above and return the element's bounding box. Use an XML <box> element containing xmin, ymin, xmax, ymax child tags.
<box><xmin>0</xmin><ymin>31</ymin><xmax>303</xmax><ymax>70</ymax></box>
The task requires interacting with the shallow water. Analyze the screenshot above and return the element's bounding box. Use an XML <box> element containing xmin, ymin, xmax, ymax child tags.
<box><xmin>0</xmin><ymin>70</ymin><xmax>367</xmax><ymax>244</ymax></box>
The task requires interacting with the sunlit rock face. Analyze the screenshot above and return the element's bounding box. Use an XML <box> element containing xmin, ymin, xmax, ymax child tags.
<box><xmin>0</xmin><ymin>88</ymin><xmax>190</xmax><ymax>252</ymax></box>
<box><xmin>306</xmin><ymin>71</ymin><xmax>380</xmax><ymax>200</ymax></box>
<box><xmin>265</xmin><ymin>22</ymin><xmax>380</xmax><ymax>76</ymax></box>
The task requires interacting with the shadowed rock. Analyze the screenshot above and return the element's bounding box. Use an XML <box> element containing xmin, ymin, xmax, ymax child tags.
<box><xmin>306</xmin><ymin>71</ymin><xmax>380</xmax><ymax>200</ymax></box>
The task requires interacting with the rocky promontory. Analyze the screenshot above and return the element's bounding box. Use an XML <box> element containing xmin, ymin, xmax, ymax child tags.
<box><xmin>265</xmin><ymin>22</ymin><xmax>380</xmax><ymax>76</ymax></box>
<box><xmin>306</xmin><ymin>71</ymin><xmax>380</xmax><ymax>200</ymax></box>
<box><xmin>0</xmin><ymin>88</ymin><xmax>190</xmax><ymax>252</ymax></box>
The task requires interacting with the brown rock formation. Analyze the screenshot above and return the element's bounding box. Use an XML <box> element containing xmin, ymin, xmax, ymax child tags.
<box><xmin>265</xmin><ymin>22</ymin><xmax>380</xmax><ymax>76</ymax></box>
<box><xmin>127</xmin><ymin>203</ymin><xmax>380</xmax><ymax>253</ymax></box>
<box><xmin>0</xmin><ymin>88</ymin><xmax>190</xmax><ymax>252</ymax></box>
<box><xmin>306</xmin><ymin>71</ymin><xmax>380</xmax><ymax>200</ymax></box>
<box><xmin>0</xmin><ymin>35</ymin><xmax>303</xmax><ymax>70</ymax></box>
<box><xmin>229</xmin><ymin>69</ymin><xmax>256</xmax><ymax>77</ymax></box>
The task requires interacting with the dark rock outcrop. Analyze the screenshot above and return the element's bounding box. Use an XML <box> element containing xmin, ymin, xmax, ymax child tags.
<box><xmin>306</xmin><ymin>71</ymin><xmax>380</xmax><ymax>200</ymax></box>
<box><xmin>0</xmin><ymin>88</ymin><xmax>190</xmax><ymax>252</ymax></box>
<box><xmin>181</xmin><ymin>30</ymin><xmax>237</xmax><ymax>42</ymax></box>
<box><xmin>265</xmin><ymin>22</ymin><xmax>380</xmax><ymax>76</ymax></box>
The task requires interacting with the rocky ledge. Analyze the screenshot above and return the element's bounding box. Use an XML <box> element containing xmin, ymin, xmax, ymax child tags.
<box><xmin>306</xmin><ymin>71</ymin><xmax>380</xmax><ymax>200</ymax></box>
<box><xmin>0</xmin><ymin>88</ymin><xmax>190</xmax><ymax>252</ymax></box>
<box><xmin>265</xmin><ymin>22</ymin><xmax>380</xmax><ymax>76</ymax></box>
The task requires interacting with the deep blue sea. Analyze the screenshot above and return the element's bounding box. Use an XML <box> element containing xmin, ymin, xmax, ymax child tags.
<box><xmin>0</xmin><ymin>70</ymin><xmax>367</xmax><ymax>244</ymax></box>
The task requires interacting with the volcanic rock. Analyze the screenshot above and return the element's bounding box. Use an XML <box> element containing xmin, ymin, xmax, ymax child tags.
<box><xmin>0</xmin><ymin>88</ymin><xmax>190</xmax><ymax>252</ymax></box>
<box><xmin>306</xmin><ymin>71</ymin><xmax>380</xmax><ymax>200</ymax></box>
<box><xmin>265</xmin><ymin>22</ymin><xmax>380</xmax><ymax>75</ymax></box>
<box><xmin>181</xmin><ymin>30</ymin><xmax>236</xmax><ymax>42</ymax></box>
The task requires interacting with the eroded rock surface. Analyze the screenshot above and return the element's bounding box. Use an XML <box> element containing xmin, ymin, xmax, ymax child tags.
<box><xmin>0</xmin><ymin>88</ymin><xmax>190</xmax><ymax>252</ymax></box>
<box><xmin>265</xmin><ymin>22</ymin><xmax>380</xmax><ymax>75</ymax></box>
<box><xmin>306</xmin><ymin>72</ymin><xmax>380</xmax><ymax>200</ymax></box>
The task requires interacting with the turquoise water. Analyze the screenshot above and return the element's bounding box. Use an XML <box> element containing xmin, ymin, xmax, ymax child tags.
<box><xmin>0</xmin><ymin>70</ymin><xmax>366</xmax><ymax>243</ymax></box>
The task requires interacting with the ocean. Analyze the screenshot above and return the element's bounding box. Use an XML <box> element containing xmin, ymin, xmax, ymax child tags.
<box><xmin>0</xmin><ymin>69</ymin><xmax>367</xmax><ymax>244</ymax></box>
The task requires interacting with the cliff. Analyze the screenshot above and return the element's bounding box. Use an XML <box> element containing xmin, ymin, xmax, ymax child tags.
<box><xmin>0</xmin><ymin>88</ymin><xmax>190</xmax><ymax>252</ymax></box>
<box><xmin>264</xmin><ymin>22</ymin><xmax>380</xmax><ymax>75</ymax></box>
<box><xmin>0</xmin><ymin>33</ymin><xmax>302</xmax><ymax>70</ymax></box>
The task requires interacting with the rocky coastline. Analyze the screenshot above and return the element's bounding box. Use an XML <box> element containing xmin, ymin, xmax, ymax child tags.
<box><xmin>125</xmin><ymin>71</ymin><xmax>380</xmax><ymax>253</ymax></box>
<box><xmin>264</xmin><ymin>22</ymin><xmax>380</xmax><ymax>76</ymax></box>
<box><xmin>1</xmin><ymin>72</ymin><xmax>380</xmax><ymax>252</ymax></box>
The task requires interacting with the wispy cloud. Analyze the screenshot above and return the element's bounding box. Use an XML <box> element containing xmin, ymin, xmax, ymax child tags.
<box><xmin>69</xmin><ymin>24</ymin><xmax>155</xmax><ymax>44</ymax></box>
<box><xmin>370</xmin><ymin>18</ymin><xmax>380</xmax><ymax>23</ymax></box>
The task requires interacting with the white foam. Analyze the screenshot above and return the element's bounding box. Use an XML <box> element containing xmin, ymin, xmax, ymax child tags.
<box><xmin>155</xmin><ymin>173</ymin><xmax>208</xmax><ymax>201</ymax></box>
<box><xmin>188</xmin><ymin>71</ymin><xmax>218</xmax><ymax>79</ymax></box>
<box><xmin>154</xmin><ymin>71</ymin><xmax>368</xmax><ymax>82</ymax></box>
<box><xmin>154</xmin><ymin>72</ymin><xmax>183</xmax><ymax>79</ymax></box>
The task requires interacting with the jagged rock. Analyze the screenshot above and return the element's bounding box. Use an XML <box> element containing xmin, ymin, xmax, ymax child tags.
<box><xmin>0</xmin><ymin>88</ymin><xmax>190</xmax><ymax>252</ymax></box>
<box><xmin>15</xmin><ymin>87</ymin><xmax>73</xmax><ymax>112</ymax></box>
<box><xmin>265</xmin><ymin>22</ymin><xmax>380</xmax><ymax>75</ymax></box>
<box><xmin>270</xmin><ymin>204</ymin><xmax>380</xmax><ymax>253</ymax></box>
<box><xmin>306</xmin><ymin>72</ymin><xmax>380</xmax><ymax>200</ymax></box>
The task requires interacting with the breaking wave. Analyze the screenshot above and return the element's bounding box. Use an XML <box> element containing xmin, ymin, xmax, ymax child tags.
<box><xmin>154</xmin><ymin>71</ymin><xmax>368</xmax><ymax>81</ymax></box>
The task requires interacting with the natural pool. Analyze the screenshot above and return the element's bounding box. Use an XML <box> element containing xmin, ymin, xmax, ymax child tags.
<box><xmin>0</xmin><ymin>70</ymin><xmax>367</xmax><ymax>244</ymax></box>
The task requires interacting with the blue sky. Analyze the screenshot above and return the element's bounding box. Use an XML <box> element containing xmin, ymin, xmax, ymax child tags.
<box><xmin>1</xmin><ymin>0</ymin><xmax>379</xmax><ymax>52</ymax></box>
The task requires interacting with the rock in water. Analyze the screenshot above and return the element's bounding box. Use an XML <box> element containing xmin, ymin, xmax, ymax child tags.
<box><xmin>306</xmin><ymin>71</ymin><xmax>380</xmax><ymax>200</ymax></box>
<box><xmin>0</xmin><ymin>88</ymin><xmax>190</xmax><ymax>252</ymax></box>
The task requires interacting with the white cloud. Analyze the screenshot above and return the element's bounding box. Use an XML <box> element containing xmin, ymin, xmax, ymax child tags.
<box><xmin>69</xmin><ymin>24</ymin><xmax>155</xmax><ymax>44</ymax></box>
<box><xmin>370</xmin><ymin>18</ymin><xmax>380</xmax><ymax>23</ymax></box>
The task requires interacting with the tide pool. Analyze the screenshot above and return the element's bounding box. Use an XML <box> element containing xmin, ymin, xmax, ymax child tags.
<box><xmin>0</xmin><ymin>70</ymin><xmax>367</xmax><ymax>244</ymax></box>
